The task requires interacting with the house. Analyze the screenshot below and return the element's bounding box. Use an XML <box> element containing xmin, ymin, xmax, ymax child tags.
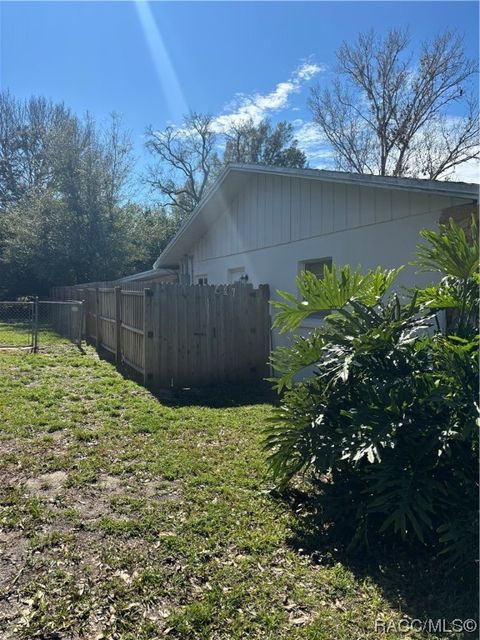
<box><xmin>153</xmin><ymin>163</ymin><xmax>479</xmax><ymax>348</ymax></box>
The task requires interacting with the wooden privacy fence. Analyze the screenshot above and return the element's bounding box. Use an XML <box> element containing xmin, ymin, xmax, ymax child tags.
<box><xmin>51</xmin><ymin>283</ymin><xmax>271</xmax><ymax>388</ymax></box>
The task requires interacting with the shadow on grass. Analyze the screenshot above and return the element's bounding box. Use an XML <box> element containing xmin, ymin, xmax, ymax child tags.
<box><xmin>152</xmin><ymin>381</ymin><xmax>278</xmax><ymax>408</ymax></box>
<box><xmin>276</xmin><ymin>486</ymin><xmax>479</xmax><ymax>636</ymax></box>
<box><xmin>95</xmin><ymin>344</ymin><xmax>278</xmax><ymax>408</ymax></box>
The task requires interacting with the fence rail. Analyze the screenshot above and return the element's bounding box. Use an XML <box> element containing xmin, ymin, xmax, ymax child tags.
<box><xmin>51</xmin><ymin>283</ymin><xmax>271</xmax><ymax>388</ymax></box>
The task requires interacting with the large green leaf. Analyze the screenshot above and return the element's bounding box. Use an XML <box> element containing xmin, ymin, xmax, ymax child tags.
<box><xmin>271</xmin><ymin>264</ymin><xmax>402</xmax><ymax>332</ymax></box>
<box><xmin>413</xmin><ymin>215</ymin><xmax>479</xmax><ymax>279</ymax></box>
<box><xmin>264</xmin><ymin>220</ymin><xmax>479</xmax><ymax>570</ymax></box>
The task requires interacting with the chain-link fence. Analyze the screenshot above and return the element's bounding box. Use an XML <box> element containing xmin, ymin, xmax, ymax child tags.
<box><xmin>0</xmin><ymin>299</ymin><xmax>84</xmax><ymax>352</ymax></box>
<box><xmin>0</xmin><ymin>302</ymin><xmax>35</xmax><ymax>348</ymax></box>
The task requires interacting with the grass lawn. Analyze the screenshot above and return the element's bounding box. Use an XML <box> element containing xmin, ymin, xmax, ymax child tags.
<box><xmin>0</xmin><ymin>323</ymin><xmax>33</xmax><ymax>347</ymax></box>
<box><xmin>0</xmin><ymin>337</ymin><xmax>476</xmax><ymax>639</ymax></box>
<box><xmin>0</xmin><ymin>322</ymin><xmax>71</xmax><ymax>349</ymax></box>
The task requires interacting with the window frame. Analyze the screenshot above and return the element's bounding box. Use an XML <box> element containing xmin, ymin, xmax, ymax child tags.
<box><xmin>227</xmin><ymin>266</ymin><xmax>246</xmax><ymax>284</ymax></box>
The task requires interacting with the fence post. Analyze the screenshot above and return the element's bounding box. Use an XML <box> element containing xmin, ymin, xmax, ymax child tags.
<box><xmin>78</xmin><ymin>301</ymin><xmax>85</xmax><ymax>347</ymax></box>
<box><xmin>115</xmin><ymin>286</ymin><xmax>121</xmax><ymax>364</ymax></box>
<box><xmin>259</xmin><ymin>284</ymin><xmax>271</xmax><ymax>377</ymax></box>
<box><xmin>143</xmin><ymin>287</ymin><xmax>154</xmax><ymax>387</ymax></box>
<box><xmin>78</xmin><ymin>288</ymin><xmax>86</xmax><ymax>339</ymax></box>
<box><xmin>95</xmin><ymin>287</ymin><xmax>100</xmax><ymax>349</ymax></box>
<box><xmin>33</xmin><ymin>296</ymin><xmax>39</xmax><ymax>353</ymax></box>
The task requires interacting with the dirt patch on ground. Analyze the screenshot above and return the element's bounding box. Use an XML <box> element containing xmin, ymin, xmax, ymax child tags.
<box><xmin>67</xmin><ymin>474</ymin><xmax>137</xmax><ymax>520</ymax></box>
<box><xmin>66</xmin><ymin>479</ymin><xmax>120</xmax><ymax>522</ymax></box>
<box><xmin>0</xmin><ymin>530</ymin><xmax>29</xmax><ymax>589</ymax></box>
<box><xmin>0</xmin><ymin>417</ymin><xmax>183</xmax><ymax>639</ymax></box>
<box><xmin>0</xmin><ymin>598</ymin><xmax>22</xmax><ymax>640</ymax></box>
<box><xmin>142</xmin><ymin>478</ymin><xmax>183</xmax><ymax>501</ymax></box>
<box><xmin>24</xmin><ymin>471</ymin><xmax>68</xmax><ymax>500</ymax></box>
<box><xmin>96</xmin><ymin>473</ymin><xmax>124</xmax><ymax>493</ymax></box>
<box><xmin>0</xmin><ymin>530</ymin><xmax>30</xmax><ymax>638</ymax></box>
<box><xmin>17</xmin><ymin>469</ymin><xmax>182</xmax><ymax>526</ymax></box>
<box><xmin>0</xmin><ymin>439</ymin><xmax>24</xmax><ymax>456</ymax></box>
<box><xmin>65</xmin><ymin>476</ymin><xmax>183</xmax><ymax>522</ymax></box>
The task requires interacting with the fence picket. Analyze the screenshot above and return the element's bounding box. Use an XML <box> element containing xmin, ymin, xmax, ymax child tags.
<box><xmin>159</xmin><ymin>285</ymin><xmax>168</xmax><ymax>387</ymax></box>
<box><xmin>143</xmin><ymin>288</ymin><xmax>154</xmax><ymax>387</ymax></box>
<box><xmin>95</xmin><ymin>287</ymin><xmax>100</xmax><ymax>348</ymax></box>
<box><xmin>51</xmin><ymin>282</ymin><xmax>271</xmax><ymax>389</ymax></box>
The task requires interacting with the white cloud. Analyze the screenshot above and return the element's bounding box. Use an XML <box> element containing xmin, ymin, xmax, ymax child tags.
<box><xmin>293</xmin><ymin>120</ymin><xmax>334</xmax><ymax>168</ymax></box>
<box><xmin>450</xmin><ymin>159</ymin><xmax>480</xmax><ymax>183</ymax></box>
<box><xmin>211</xmin><ymin>61</ymin><xmax>323</xmax><ymax>133</ymax></box>
<box><xmin>296</xmin><ymin>62</ymin><xmax>322</xmax><ymax>81</ymax></box>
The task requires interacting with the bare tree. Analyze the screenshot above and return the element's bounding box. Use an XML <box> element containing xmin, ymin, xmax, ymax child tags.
<box><xmin>102</xmin><ymin>113</ymin><xmax>135</xmax><ymax>210</ymax></box>
<box><xmin>145</xmin><ymin>113</ymin><xmax>221</xmax><ymax>217</ymax></box>
<box><xmin>145</xmin><ymin>114</ymin><xmax>309</xmax><ymax>218</ymax></box>
<box><xmin>309</xmin><ymin>29</ymin><xmax>479</xmax><ymax>179</ymax></box>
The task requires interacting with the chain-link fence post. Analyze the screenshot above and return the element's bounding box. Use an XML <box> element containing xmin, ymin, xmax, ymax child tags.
<box><xmin>33</xmin><ymin>296</ymin><xmax>39</xmax><ymax>353</ymax></box>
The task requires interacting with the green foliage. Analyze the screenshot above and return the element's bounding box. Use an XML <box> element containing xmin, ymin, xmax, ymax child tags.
<box><xmin>264</xmin><ymin>217</ymin><xmax>479</xmax><ymax>574</ymax></box>
<box><xmin>120</xmin><ymin>203</ymin><xmax>181</xmax><ymax>275</ymax></box>
<box><xmin>272</xmin><ymin>265</ymin><xmax>403</xmax><ymax>332</ymax></box>
<box><xmin>0</xmin><ymin>93</ymin><xmax>179</xmax><ymax>298</ymax></box>
<box><xmin>414</xmin><ymin>215</ymin><xmax>479</xmax><ymax>337</ymax></box>
<box><xmin>414</xmin><ymin>216</ymin><xmax>479</xmax><ymax>279</ymax></box>
<box><xmin>223</xmin><ymin>118</ymin><xmax>306</xmax><ymax>168</ymax></box>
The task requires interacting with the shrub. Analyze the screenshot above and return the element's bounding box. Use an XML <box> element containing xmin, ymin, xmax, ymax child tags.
<box><xmin>265</xmin><ymin>218</ymin><xmax>479</xmax><ymax>573</ymax></box>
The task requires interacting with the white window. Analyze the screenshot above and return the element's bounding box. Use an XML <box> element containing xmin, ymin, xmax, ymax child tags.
<box><xmin>228</xmin><ymin>267</ymin><xmax>246</xmax><ymax>284</ymax></box>
<box><xmin>196</xmin><ymin>275</ymin><xmax>208</xmax><ymax>285</ymax></box>
<box><xmin>299</xmin><ymin>257</ymin><xmax>333</xmax><ymax>321</ymax></box>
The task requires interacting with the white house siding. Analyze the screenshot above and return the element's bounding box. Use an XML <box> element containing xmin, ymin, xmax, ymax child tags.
<box><xmin>193</xmin><ymin>174</ymin><xmax>466</xmax><ymax>262</ymax></box>
<box><xmin>188</xmin><ymin>174</ymin><xmax>471</xmax><ymax>349</ymax></box>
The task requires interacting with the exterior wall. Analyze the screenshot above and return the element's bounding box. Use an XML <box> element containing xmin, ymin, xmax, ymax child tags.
<box><xmin>193</xmin><ymin>173</ymin><xmax>466</xmax><ymax>263</ymax></box>
<box><xmin>188</xmin><ymin>174</ymin><xmax>472</xmax><ymax>348</ymax></box>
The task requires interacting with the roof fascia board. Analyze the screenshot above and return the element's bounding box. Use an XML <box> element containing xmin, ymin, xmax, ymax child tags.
<box><xmin>228</xmin><ymin>163</ymin><xmax>479</xmax><ymax>199</ymax></box>
<box><xmin>120</xmin><ymin>268</ymin><xmax>177</xmax><ymax>282</ymax></box>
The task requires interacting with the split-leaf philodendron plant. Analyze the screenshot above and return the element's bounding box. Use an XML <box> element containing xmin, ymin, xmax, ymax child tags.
<box><xmin>265</xmin><ymin>217</ymin><xmax>479</xmax><ymax>574</ymax></box>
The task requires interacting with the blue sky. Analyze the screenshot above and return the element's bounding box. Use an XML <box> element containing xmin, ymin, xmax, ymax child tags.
<box><xmin>1</xmin><ymin>1</ymin><xmax>479</xmax><ymax>188</ymax></box>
